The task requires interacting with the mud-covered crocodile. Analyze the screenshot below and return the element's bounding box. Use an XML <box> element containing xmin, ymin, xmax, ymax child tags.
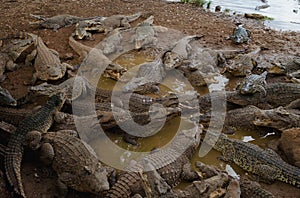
<box><xmin>30</xmin><ymin>14</ymin><xmax>98</xmax><ymax>31</ymax></box>
<box><xmin>0</xmin><ymin>32</ymin><xmax>35</xmax><ymax>82</ymax></box>
<box><xmin>26</xmin><ymin>130</ymin><xmax>114</xmax><ymax>197</ymax></box>
<box><xmin>105</xmin><ymin>124</ymin><xmax>202</xmax><ymax>197</ymax></box>
<box><xmin>122</xmin><ymin>52</ymin><xmax>166</xmax><ymax>94</ymax></box>
<box><xmin>0</xmin><ymin>86</ymin><xmax>17</xmax><ymax>106</ymax></box>
<box><xmin>73</xmin><ymin>12</ymin><xmax>141</xmax><ymax>38</ymax></box>
<box><xmin>5</xmin><ymin>32</ymin><xmax>73</xmax><ymax>84</ymax></box>
<box><xmin>199</xmin><ymin>105</ymin><xmax>279</xmax><ymax>134</ymax></box>
<box><xmin>238</xmin><ymin>71</ymin><xmax>268</xmax><ymax>96</ymax></box>
<box><xmin>204</xmin><ymin>132</ymin><xmax>300</xmax><ymax>188</ymax></box>
<box><xmin>162</xmin><ymin>35</ymin><xmax>202</xmax><ymax>70</ymax></box>
<box><xmin>199</xmin><ymin>83</ymin><xmax>300</xmax><ymax>112</ymax></box>
<box><xmin>225</xmin><ymin>47</ymin><xmax>261</xmax><ymax>76</ymax></box>
<box><xmin>253</xmin><ymin>106</ymin><xmax>300</xmax><ymax>131</ymax></box>
<box><xmin>68</xmin><ymin>35</ymin><xmax>126</xmax><ymax>80</ymax></box>
<box><xmin>4</xmin><ymin>92</ymin><xmax>66</xmax><ymax>198</ymax></box>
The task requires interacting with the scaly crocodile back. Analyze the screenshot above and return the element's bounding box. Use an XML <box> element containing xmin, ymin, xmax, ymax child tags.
<box><xmin>106</xmin><ymin>125</ymin><xmax>202</xmax><ymax>197</ymax></box>
<box><xmin>4</xmin><ymin>94</ymin><xmax>65</xmax><ymax>197</ymax></box>
<box><xmin>214</xmin><ymin>134</ymin><xmax>300</xmax><ymax>188</ymax></box>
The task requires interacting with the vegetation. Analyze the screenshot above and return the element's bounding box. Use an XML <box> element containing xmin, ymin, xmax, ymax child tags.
<box><xmin>263</xmin><ymin>16</ymin><xmax>274</xmax><ymax>21</ymax></box>
<box><xmin>180</xmin><ymin>0</ymin><xmax>210</xmax><ymax>8</ymax></box>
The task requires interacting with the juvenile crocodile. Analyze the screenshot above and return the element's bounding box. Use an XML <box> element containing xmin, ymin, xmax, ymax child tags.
<box><xmin>68</xmin><ymin>35</ymin><xmax>126</xmax><ymax>80</ymax></box>
<box><xmin>238</xmin><ymin>71</ymin><xmax>267</xmax><ymax>96</ymax></box>
<box><xmin>205</xmin><ymin>132</ymin><xmax>300</xmax><ymax>187</ymax></box>
<box><xmin>253</xmin><ymin>106</ymin><xmax>300</xmax><ymax>131</ymax></box>
<box><xmin>105</xmin><ymin>125</ymin><xmax>202</xmax><ymax>197</ymax></box>
<box><xmin>73</xmin><ymin>17</ymin><xmax>105</xmax><ymax>40</ymax></box>
<box><xmin>122</xmin><ymin>52</ymin><xmax>166</xmax><ymax>94</ymax></box>
<box><xmin>199</xmin><ymin>105</ymin><xmax>277</xmax><ymax>134</ymax></box>
<box><xmin>4</xmin><ymin>92</ymin><xmax>66</xmax><ymax>198</ymax></box>
<box><xmin>163</xmin><ymin>35</ymin><xmax>202</xmax><ymax>70</ymax></box>
<box><xmin>96</xmin><ymin>12</ymin><xmax>142</xmax><ymax>34</ymax></box>
<box><xmin>199</xmin><ymin>83</ymin><xmax>300</xmax><ymax>112</ymax></box>
<box><xmin>131</xmin><ymin>15</ymin><xmax>157</xmax><ymax>50</ymax></box>
<box><xmin>226</xmin><ymin>47</ymin><xmax>261</xmax><ymax>76</ymax></box>
<box><xmin>26</xmin><ymin>130</ymin><xmax>113</xmax><ymax>197</ymax></box>
<box><xmin>28</xmin><ymin>34</ymin><xmax>73</xmax><ymax>84</ymax></box>
<box><xmin>0</xmin><ymin>86</ymin><xmax>17</xmax><ymax>106</ymax></box>
<box><xmin>240</xmin><ymin>178</ymin><xmax>275</xmax><ymax>198</ymax></box>
<box><xmin>0</xmin><ymin>32</ymin><xmax>36</xmax><ymax>81</ymax></box>
<box><xmin>29</xmin><ymin>76</ymin><xmax>157</xmax><ymax>113</ymax></box>
<box><xmin>230</xmin><ymin>24</ymin><xmax>251</xmax><ymax>44</ymax></box>
<box><xmin>227</xmin><ymin>83</ymin><xmax>300</xmax><ymax>109</ymax></box>
<box><xmin>30</xmin><ymin>14</ymin><xmax>97</xmax><ymax>31</ymax></box>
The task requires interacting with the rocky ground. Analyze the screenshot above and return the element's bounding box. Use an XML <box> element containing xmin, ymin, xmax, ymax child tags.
<box><xmin>0</xmin><ymin>0</ymin><xmax>300</xmax><ymax>197</ymax></box>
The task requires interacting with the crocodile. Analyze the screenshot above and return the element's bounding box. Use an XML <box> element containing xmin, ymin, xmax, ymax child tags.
<box><xmin>230</xmin><ymin>24</ymin><xmax>251</xmax><ymax>44</ymax></box>
<box><xmin>28</xmin><ymin>76</ymin><xmax>158</xmax><ymax>113</ymax></box>
<box><xmin>3</xmin><ymin>32</ymin><xmax>73</xmax><ymax>84</ymax></box>
<box><xmin>171</xmin><ymin>173</ymin><xmax>229</xmax><ymax>198</ymax></box>
<box><xmin>122</xmin><ymin>51</ymin><xmax>166</xmax><ymax>94</ymax></box>
<box><xmin>0</xmin><ymin>32</ymin><xmax>35</xmax><ymax>81</ymax></box>
<box><xmin>162</xmin><ymin>35</ymin><xmax>202</xmax><ymax>70</ymax></box>
<box><xmin>26</xmin><ymin>130</ymin><xmax>114</xmax><ymax>197</ymax></box>
<box><xmin>27</xmin><ymin>34</ymin><xmax>74</xmax><ymax>84</ymax></box>
<box><xmin>4</xmin><ymin>92</ymin><xmax>66</xmax><ymax>198</ymax></box>
<box><xmin>225</xmin><ymin>47</ymin><xmax>261</xmax><ymax>76</ymax></box>
<box><xmin>261</xmin><ymin>56</ymin><xmax>300</xmax><ymax>75</ymax></box>
<box><xmin>199</xmin><ymin>105</ymin><xmax>278</xmax><ymax>134</ymax></box>
<box><xmin>240</xmin><ymin>178</ymin><xmax>275</xmax><ymax>198</ymax></box>
<box><xmin>131</xmin><ymin>15</ymin><xmax>157</xmax><ymax>50</ymax></box>
<box><xmin>73</xmin><ymin>17</ymin><xmax>105</xmax><ymax>40</ymax></box>
<box><xmin>0</xmin><ymin>86</ymin><xmax>17</xmax><ymax>106</ymax></box>
<box><xmin>68</xmin><ymin>35</ymin><xmax>126</xmax><ymax>80</ymax></box>
<box><xmin>29</xmin><ymin>14</ymin><xmax>98</xmax><ymax>31</ymax></box>
<box><xmin>253</xmin><ymin>106</ymin><xmax>300</xmax><ymax>131</ymax></box>
<box><xmin>204</xmin><ymin>131</ymin><xmax>300</xmax><ymax>187</ymax></box>
<box><xmin>99</xmin><ymin>12</ymin><xmax>142</xmax><ymax>34</ymax></box>
<box><xmin>73</xmin><ymin>12</ymin><xmax>141</xmax><ymax>39</ymax></box>
<box><xmin>238</xmin><ymin>71</ymin><xmax>268</xmax><ymax>96</ymax></box>
<box><xmin>198</xmin><ymin>83</ymin><xmax>300</xmax><ymax>112</ymax></box>
<box><xmin>105</xmin><ymin>124</ymin><xmax>202</xmax><ymax>197</ymax></box>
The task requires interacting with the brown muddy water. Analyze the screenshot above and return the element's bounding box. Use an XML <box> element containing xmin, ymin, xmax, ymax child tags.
<box><xmin>93</xmin><ymin>49</ymin><xmax>280</xmax><ymax>180</ymax></box>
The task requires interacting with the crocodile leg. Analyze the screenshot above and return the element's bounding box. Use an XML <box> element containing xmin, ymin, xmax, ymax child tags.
<box><xmin>253</xmin><ymin>164</ymin><xmax>278</xmax><ymax>184</ymax></box>
<box><xmin>181</xmin><ymin>163</ymin><xmax>200</xmax><ymax>181</ymax></box>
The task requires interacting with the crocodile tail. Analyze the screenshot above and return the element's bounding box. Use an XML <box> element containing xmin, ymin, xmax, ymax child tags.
<box><xmin>127</xmin><ymin>12</ymin><xmax>142</xmax><ymax>22</ymax></box>
<box><xmin>4</xmin><ymin>143</ymin><xmax>26</xmax><ymax>198</ymax></box>
<box><xmin>105</xmin><ymin>172</ymin><xmax>140</xmax><ymax>198</ymax></box>
<box><xmin>1</xmin><ymin>32</ymin><xmax>32</xmax><ymax>41</ymax></box>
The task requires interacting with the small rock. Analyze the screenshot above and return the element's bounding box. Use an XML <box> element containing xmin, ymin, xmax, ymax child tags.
<box><xmin>279</xmin><ymin>128</ymin><xmax>300</xmax><ymax>167</ymax></box>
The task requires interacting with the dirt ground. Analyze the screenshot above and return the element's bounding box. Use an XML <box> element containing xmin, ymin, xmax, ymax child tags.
<box><xmin>0</xmin><ymin>0</ymin><xmax>300</xmax><ymax>197</ymax></box>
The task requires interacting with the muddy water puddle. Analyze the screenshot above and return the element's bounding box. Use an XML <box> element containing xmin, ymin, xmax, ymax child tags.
<box><xmin>94</xmin><ymin>49</ymin><xmax>280</xmax><ymax>179</ymax></box>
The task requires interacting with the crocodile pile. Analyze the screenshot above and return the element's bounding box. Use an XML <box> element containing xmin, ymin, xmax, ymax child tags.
<box><xmin>0</xmin><ymin>7</ymin><xmax>300</xmax><ymax>198</ymax></box>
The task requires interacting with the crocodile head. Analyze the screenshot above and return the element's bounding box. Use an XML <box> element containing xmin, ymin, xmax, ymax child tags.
<box><xmin>239</xmin><ymin>72</ymin><xmax>267</xmax><ymax>94</ymax></box>
<box><xmin>0</xmin><ymin>86</ymin><xmax>17</xmax><ymax>106</ymax></box>
<box><xmin>47</xmin><ymin>91</ymin><xmax>67</xmax><ymax>110</ymax></box>
<box><xmin>232</xmin><ymin>25</ymin><xmax>250</xmax><ymax>44</ymax></box>
<box><xmin>77</xmin><ymin>162</ymin><xmax>110</xmax><ymax>194</ymax></box>
<box><xmin>267</xmin><ymin>64</ymin><xmax>287</xmax><ymax>75</ymax></box>
<box><xmin>162</xmin><ymin>51</ymin><xmax>184</xmax><ymax>70</ymax></box>
<box><xmin>253</xmin><ymin>107</ymin><xmax>293</xmax><ymax>130</ymax></box>
<box><xmin>103</xmin><ymin>62</ymin><xmax>126</xmax><ymax>80</ymax></box>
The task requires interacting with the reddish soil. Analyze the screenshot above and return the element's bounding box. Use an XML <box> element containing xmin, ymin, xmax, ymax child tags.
<box><xmin>0</xmin><ymin>0</ymin><xmax>300</xmax><ymax>197</ymax></box>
